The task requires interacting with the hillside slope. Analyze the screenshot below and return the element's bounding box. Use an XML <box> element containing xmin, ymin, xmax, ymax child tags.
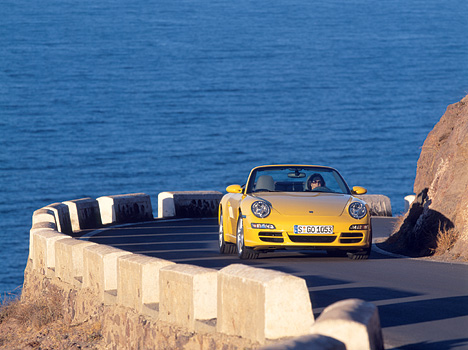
<box><xmin>387</xmin><ymin>94</ymin><xmax>468</xmax><ymax>261</ymax></box>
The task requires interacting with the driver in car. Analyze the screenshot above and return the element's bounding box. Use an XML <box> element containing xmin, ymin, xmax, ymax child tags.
<box><xmin>307</xmin><ymin>174</ymin><xmax>326</xmax><ymax>190</ymax></box>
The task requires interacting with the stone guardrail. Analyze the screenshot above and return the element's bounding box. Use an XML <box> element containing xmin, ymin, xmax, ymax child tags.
<box><xmin>358</xmin><ymin>195</ymin><xmax>392</xmax><ymax>217</ymax></box>
<box><xmin>157</xmin><ymin>192</ymin><xmax>393</xmax><ymax>218</ymax></box>
<box><xmin>158</xmin><ymin>191</ymin><xmax>223</xmax><ymax>218</ymax></box>
<box><xmin>25</xmin><ymin>191</ymin><xmax>385</xmax><ymax>350</ymax></box>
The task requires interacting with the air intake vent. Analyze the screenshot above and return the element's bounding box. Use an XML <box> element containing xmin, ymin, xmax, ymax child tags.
<box><xmin>288</xmin><ymin>235</ymin><xmax>336</xmax><ymax>243</ymax></box>
<box><xmin>340</xmin><ymin>238</ymin><xmax>363</xmax><ymax>244</ymax></box>
<box><xmin>341</xmin><ymin>232</ymin><xmax>364</xmax><ymax>238</ymax></box>
<box><xmin>258</xmin><ymin>232</ymin><xmax>284</xmax><ymax>243</ymax></box>
<box><xmin>259</xmin><ymin>237</ymin><xmax>284</xmax><ymax>243</ymax></box>
<box><xmin>259</xmin><ymin>232</ymin><xmax>283</xmax><ymax>237</ymax></box>
<box><xmin>339</xmin><ymin>232</ymin><xmax>363</xmax><ymax>244</ymax></box>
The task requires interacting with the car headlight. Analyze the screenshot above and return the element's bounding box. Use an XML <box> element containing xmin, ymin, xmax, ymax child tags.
<box><xmin>251</xmin><ymin>201</ymin><xmax>271</xmax><ymax>218</ymax></box>
<box><xmin>348</xmin><ymin>202</ymin><xmax>367</xmax><ymax>220</ymax></box>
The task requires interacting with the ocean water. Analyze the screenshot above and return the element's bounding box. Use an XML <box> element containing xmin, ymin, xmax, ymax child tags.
<box><xmin>1</xmin><ymin>0</ymin><xmax>467</xmax><ymax>296</ymax></box>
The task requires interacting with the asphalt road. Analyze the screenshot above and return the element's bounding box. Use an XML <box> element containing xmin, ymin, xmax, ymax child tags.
<box><xmin>82</xmin><ymin>217</ymin><xmax>468</xmax><ymax>350</ymax></box>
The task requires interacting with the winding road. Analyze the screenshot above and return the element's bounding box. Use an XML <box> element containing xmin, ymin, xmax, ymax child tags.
<box><xmin>82</xmin><ymin>217</ymin><xmax>468</xmax><ymax>350</ymax></box>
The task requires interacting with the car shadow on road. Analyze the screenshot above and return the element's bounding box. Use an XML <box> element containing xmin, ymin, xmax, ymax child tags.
<box><xmin>386</xmin><ymin>338</ymin><xmax>468</xmax><ymax>350</ymax></box>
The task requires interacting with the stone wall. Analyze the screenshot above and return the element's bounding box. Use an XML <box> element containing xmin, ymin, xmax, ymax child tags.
<box><xmin>23</xmin><ymin>191</ymin><xmax>384</xmax><ymax>349</ymax></box>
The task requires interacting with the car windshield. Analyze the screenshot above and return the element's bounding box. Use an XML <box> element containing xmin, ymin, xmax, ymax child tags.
<box><xmin>246</xmin><ymin>166</ymin><xmax>350</xmax><ymax>194</ymax></box>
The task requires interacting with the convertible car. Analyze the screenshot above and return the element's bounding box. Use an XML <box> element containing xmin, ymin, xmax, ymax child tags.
<box><xmin>218</xmin><ymin>165</ymin><xmax>372</xmax><ymax>260</ymax></box>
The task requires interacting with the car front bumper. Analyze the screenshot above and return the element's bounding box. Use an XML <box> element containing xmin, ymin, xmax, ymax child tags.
<box><xmin>243</xmin><ymin>213</ymin><xmax>371</xmax><ymax>251</ymax></box>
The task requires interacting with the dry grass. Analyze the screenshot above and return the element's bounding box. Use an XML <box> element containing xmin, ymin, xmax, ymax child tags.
<box><xmin>0</xmin><ymin>285</ymin><xmax>102</xmax><ymax>349</ymax></box>
<box><xmin>0</xmin><ymin>295</ymin><xmax>16</xmax><ymax>325</ymax></box>
<box><xmin>5</xmin><ymin>285</ymin><xmax>63</xmax><ymax>329</ymax></box>
<box><xmin>433</xmin><ymin>224</ymin><xmax>459</xmax><ymax>256</ymax></box>
<box><xmin>0</xmin><ymin>287</ymin><xmax>24</xmax><ymax>325</ymax></box>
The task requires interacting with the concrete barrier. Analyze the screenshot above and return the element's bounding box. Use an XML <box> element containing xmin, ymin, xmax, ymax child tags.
<box><xmin>310</xmin><ymin>299</ymin><xmax>384</xmax><ymax>350</ymax></box>
<box><xmin>217</xmin><ymin>264</ymin><xmax>314</xmax><ymax>343</ymax></box>
<box><xmin>404</xmin><ymin>194</ymin><xmax>416</xmax><ymax>212</ymax></box>
<box><xmin>63</xmin><ymin>197</ymin><xmax>102</xmax><ymax>232</ymax></box>
<box><xmin>44</xmin><ymin>202</ymin><xmax>73</xmax><ymax>234</ymax></box>
<box><xmin>32</xmin><ymin>229</ymin><xmax>69</xmax><ymax>277</ymax></box>
<box><xmin>359</xmin><ymin>194</ymin><xmax>392</xmax><ymax>217</ymax></box>
<box><xmin>30</xmin><ymin>208</ymin><xmax>58</xmax><ymax>260</ymax></box>
<box><xmin>55</xmin><ymin>238</ymin><xmax>97</xmax><ymax>287</ymax></box>
<box><xmin>97</xmin><ymin>193</ymin><xmax>153</xmax><ymax>225</ymax></box>
<box><xmin>117</xmin><ymin>254</ymin><xmax>175</xmax><ymax>316</ymax></box>
<box><xmin>83</xmin><ymin>244</ymin><xmax>132</xmax><ymax>303</ymax></box>
<box><xmin>32</xmin><ymin>208</ymin><xmax>58</xmax><ymax>230</ymax></box>
<box><xmin>25</xmin><ymin>191</ymin><xmax>386</xmax><ymax>349</ymax></box>
<box><xmin>159</xmin><ymin>264</ymin><xmax>217</xmax><ymax>330</ymax></box>
<box><xmin>158</xmin><ymin>191</ymin><xmax>223</xmax><ymax>218</ymax></box>
<box><xmin>261</xmin><ymin>334</ymin><xmax>346</xmax><ymax>350</ymax></box>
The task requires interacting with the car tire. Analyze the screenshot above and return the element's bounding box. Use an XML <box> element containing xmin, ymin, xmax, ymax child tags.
<box><xmin>219</xmin><ymin>210</ymin><xmax>236</xmax><ymax>254</ymax></box>
<box><xmin>236</xmin><ymin>216</ymin><xmax>259</xmax><ymax>260</ymax></box>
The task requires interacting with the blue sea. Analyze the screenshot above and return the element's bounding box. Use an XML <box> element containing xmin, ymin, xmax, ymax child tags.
<box><xmin>1</xmin><ymin>0</ymin><xmax>467</xmax><ymax>296</ymax></box>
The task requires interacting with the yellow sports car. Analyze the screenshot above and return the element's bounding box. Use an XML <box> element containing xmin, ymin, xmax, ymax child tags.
<box><xmin>218</xmin><ymin>165</ymin><xmax>371</xmax><ymax>260</ymax></box>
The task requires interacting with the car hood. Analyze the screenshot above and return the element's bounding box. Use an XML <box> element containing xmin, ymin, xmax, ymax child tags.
<box><xmin>250</xmin><ymin>192</ymin><xmax>353</xmax><ymax>216</ymax></box>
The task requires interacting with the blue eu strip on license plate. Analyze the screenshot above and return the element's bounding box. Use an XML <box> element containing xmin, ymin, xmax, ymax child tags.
<box><xmin>294</xmin><ymin>225</ymin><xmax>334</xmax><ymax>234</ymax></box>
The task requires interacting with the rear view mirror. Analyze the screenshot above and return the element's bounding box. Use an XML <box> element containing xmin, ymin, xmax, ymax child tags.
<box><xmin>226</xmin><ymin>184</ymin><xmax>243</xmax><ymax>194</ymax></box>
<box><xmin>352</xmin><ymin>186</ymin><xmax>367</xmax><ymax>195</ymax></box>
<box><xmin>288</xmin><ymin>171</ymin><xmax>306</xmax><ymax>178</ymax></box>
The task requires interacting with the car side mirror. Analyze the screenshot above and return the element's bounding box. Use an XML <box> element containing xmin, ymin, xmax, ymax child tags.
<box><xmin>352</xmin><ymin>186</ymin><xmax>367</xmax><ymax>195</ymax></box>
<box><xmin>226</xmin><ymin>184</ymin><xmax>243</xmax><ymax>194</ymax></box>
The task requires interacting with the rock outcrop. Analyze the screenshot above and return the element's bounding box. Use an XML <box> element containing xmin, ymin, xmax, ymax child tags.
<box><xmin>388</xmin><ymin>94</ymin><xmax>468</xmax><ymax>260</ymax></box>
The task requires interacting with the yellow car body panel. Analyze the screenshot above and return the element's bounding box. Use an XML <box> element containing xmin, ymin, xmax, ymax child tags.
<box><xmin>218</xmin><ymin>165</ymin><xmax>372</xmax><ymax>259</ymax></box>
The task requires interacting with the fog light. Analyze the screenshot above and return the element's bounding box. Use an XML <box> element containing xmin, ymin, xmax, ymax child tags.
<box><xmin>349</xmin><ymin>224</ymin><xmax>369</xmax><ymax>230</ymax></box>
<box><xmin>251</xmin><ymin>223</ymin><xmax>276</xmax><ymax>229</ymax></box>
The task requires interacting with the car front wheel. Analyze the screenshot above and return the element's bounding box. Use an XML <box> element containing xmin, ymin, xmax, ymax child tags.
<box><xmin>219</xmin><ymin>210</ymin><xmax>236</xmax><ymax>254</ymax></box>
<box><xmin>236</xmin><ymin>216</ymin><xmax>259</xmax><ymax>260</ymax></box>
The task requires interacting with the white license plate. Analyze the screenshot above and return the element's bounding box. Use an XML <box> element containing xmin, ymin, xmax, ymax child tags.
<box><xmin>294</xmin><ymin>225</ymin><xmax>334</xmax><ymax>234</ymax></box>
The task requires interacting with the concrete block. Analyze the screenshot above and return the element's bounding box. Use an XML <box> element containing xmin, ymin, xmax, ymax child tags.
<box><xmin>218</xmin><ymin>264</ymin><xmax>314</xmax><ymax>343</ymax></box>
<box><xmin>32</xmin><ymin>208</ymin><xmax>57</xmax><ymax>229</ymax></box>
<box><xmin>262</xmin><ymin>334</ymin><xmax>345</xmax><ymax>350</ymax></box>
<box><xmin>159</xmin><ymin>264</ymin><xmax>217</xmax><ymax>330</ymax></box>
<box><xmin>32</xmin><ymin>229</ymin><xmax>69</xmax><ymax>277</ymax></box>
<box><xmin>359</xmin><ymin>195</ymin><xmax>392</xmax><ymax>217</ymax></box>
<box><xmin>117</xmin><ymin>254</ymin><xmax>175</xmax><ymax>313</ymax></box>
<box><xmin>63</xmin><ymin>197</ymin><xmax>102</xmax><ymax>232</ymax></box>
<box><xmin>83</xmin><ymin>244</ymin><xmax>132</xmax><ymax>302</ymax></box>
<box><xmin>158</xmin><ymin>192</ymin><xmax>176</xmax><ymax>218</ymax></box>
<box><xmin>44</xmin><ymin>202</ymin><xmax>73</xmax><ymax>234</ymax></box>
<box><xmin>158</xmin><ymin>191</ymin><xmax>222</xmax><ymax>218</ymax></box>
<box><xmin>405</xmin><ymin>195</ymin><xmax>416</xmax><ymax>212</ymax></box>
<box><xmin>311</xmin><ymin>299</ymin><xmax>384</xmax><ymax>350</ymax></box>
<box><xmin>30</xmin><ymin>208</ymin><xmax>58</xmax><ymax>260</ymax></box>
<box><xmin>97</xmin><ymin>193</ymin><xmax>153</xmax><ymax>225</ymax></box>
<box><xmin>55</xmin><ymin>238</ymin><xmax>97</xmax><ymax>286</ymax></box>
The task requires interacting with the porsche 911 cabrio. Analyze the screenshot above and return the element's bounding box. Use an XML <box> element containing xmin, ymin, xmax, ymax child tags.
<box><xmin>218</xmin><ymin>165</ymin><xmax>371</xmax><ymax>260</ymax></box>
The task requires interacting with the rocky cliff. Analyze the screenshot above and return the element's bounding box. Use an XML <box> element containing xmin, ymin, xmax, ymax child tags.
<box><xmin>388</xmin><ymin>94</ymin><xmax>468</xmax><ymax>260</ymax></box>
